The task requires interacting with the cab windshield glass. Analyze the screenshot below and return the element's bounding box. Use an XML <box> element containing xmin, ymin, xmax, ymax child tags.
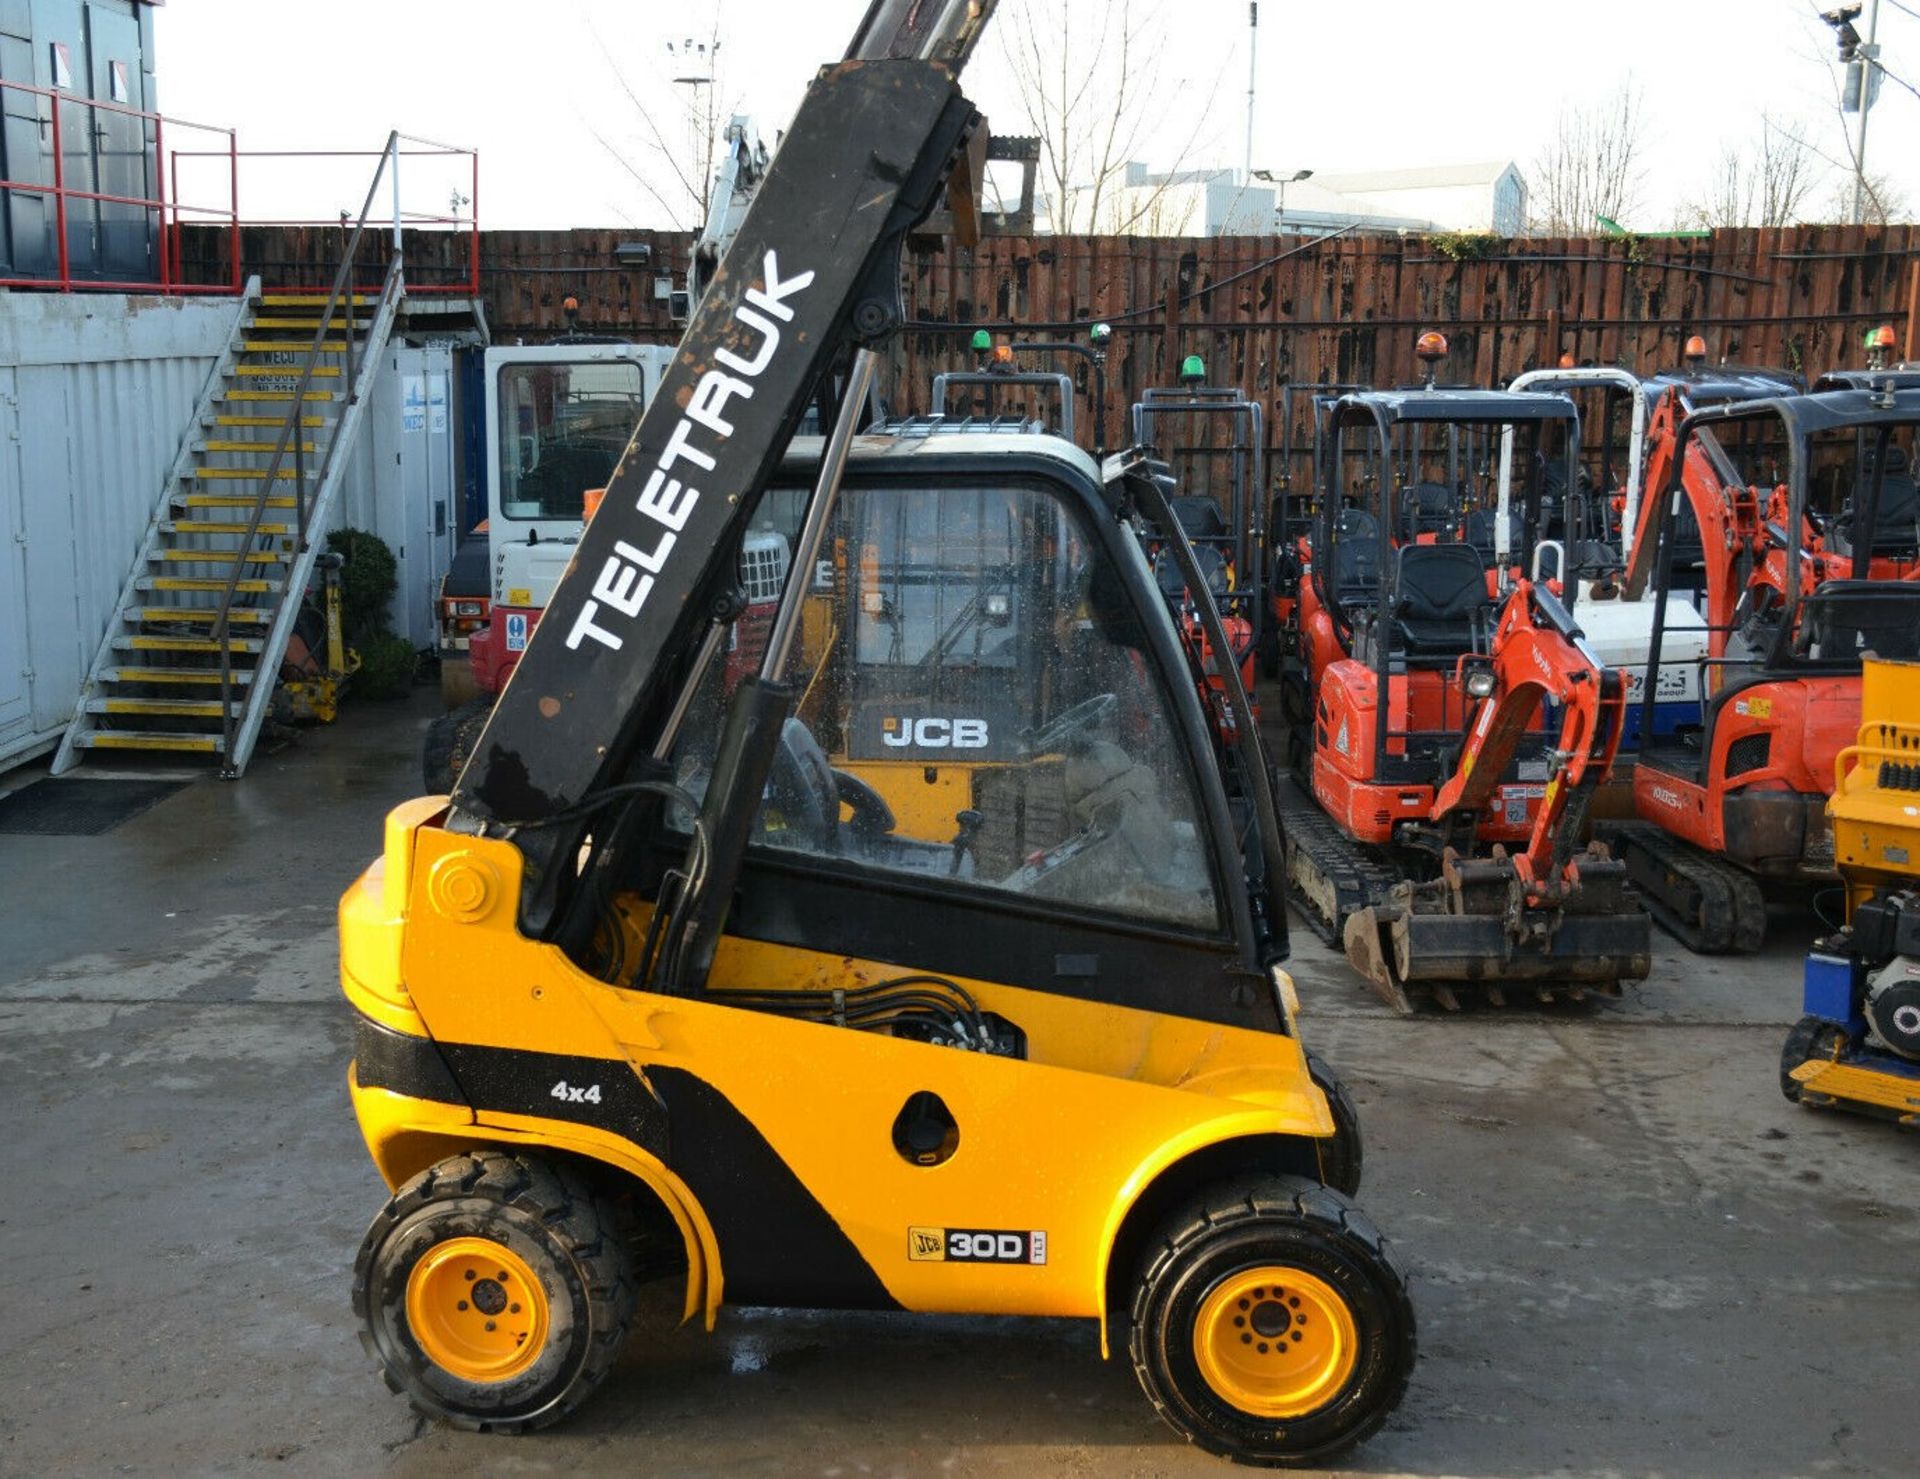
<box><xmin>497</xmin><ymin>361</ymin><xmax>643</xmax><ymax>520</ymax></box>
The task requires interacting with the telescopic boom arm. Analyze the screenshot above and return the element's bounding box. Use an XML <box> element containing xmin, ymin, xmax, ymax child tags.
<box><xmin>448</xmin><ymin>1</ymin><xmax>999</xmax><ymax>935</ymax></box>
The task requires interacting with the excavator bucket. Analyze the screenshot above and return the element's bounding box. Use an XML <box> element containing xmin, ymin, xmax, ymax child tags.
<box><xmin>1343</xmin><ymin>846</ymin><xmax>1651</xmax><ymax>1014</ymax></box>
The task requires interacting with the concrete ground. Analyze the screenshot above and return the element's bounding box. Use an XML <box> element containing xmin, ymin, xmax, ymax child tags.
<box><xmin>1</xmin><ymin>693</ymin><xmax>1914</xmax><ymax>1477</ymax></box>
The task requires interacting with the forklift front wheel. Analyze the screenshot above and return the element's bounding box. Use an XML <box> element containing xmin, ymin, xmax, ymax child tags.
<box><xmin>353</xmin><ymin>1150</ymin><xmax>636</xmax><ymax>1433</ymax></box>
<box><xmin>1128</xmin><ymin>1175</ymin><xmax>1414</xmax><ymax>1467</ymax></box>
<box><xmin>1305</xmin><ymin>1052</ymin><xmax>1364</xmax><ymax>1197</ymax></box>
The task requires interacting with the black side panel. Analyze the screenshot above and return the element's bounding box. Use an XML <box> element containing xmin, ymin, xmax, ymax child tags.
<box><xmin>647</xmin><ymin>1065</ymin><xmax>901</xmax><ymax>1311</ymax></box>
<box><xmin>352</xmin><ymin>1016</ymin><xmax>467</xmax><ymax>1107</ymax></box>
<box><xmin>435</xmin><ymin>1040</ymin><xmax>671</xmax><ymax>1162</ymax></box>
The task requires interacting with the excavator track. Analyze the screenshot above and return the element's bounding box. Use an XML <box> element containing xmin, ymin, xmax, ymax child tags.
<box><xmin>1272</xmin><ymin>771</ymin><xmax>1404</xmax><ymax>947</ymax></box>
<box><xmin>1599</xmin><ymin>822</ymin><xmax>1769</xmax><ymax>954</ymax></box>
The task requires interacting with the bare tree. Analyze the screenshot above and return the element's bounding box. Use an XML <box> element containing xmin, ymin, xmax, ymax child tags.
<box><xmin>1691</xmin><ymin>114</ymin><xmax>1818</xmax><ymax>228</ymax></box>
<box><xmin>1823</xmin><ymin>169</ymin><xmax>1910</xmax><ymax>226</ymax></box>
<box><xmin>1528</xmin><ymin>83</ymin><xmax>1648</xmax><ymax>233</ymax></box>
<box><xmin>587</xmin><ymin>11</ymin><xmax>734</xmax><ymax>230</ymax></box>
<box><xmin>997</xmin><ymin>0</ymin><xmax>1223</xmax><ymax>235</ymax></box>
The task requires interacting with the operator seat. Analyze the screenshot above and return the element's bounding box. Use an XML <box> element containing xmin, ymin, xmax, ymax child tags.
<box><xmin>1839</xmin><ymin>446</ymin><xmax>1920</xmax><ymax>557</ymax></box>
<box><xmin>1154</xmin><ymin>544</ymin><xmax>1232</xmax><ymax>602</ymax></box>
<box><xmin>1399</xmin><ymin>481</ymin><xmax>1454</xmax><ymax>539</ymax></box>
<box><xmin>1390</xmin><ymin>543</ymin><xmax>1493</xmax><ymax>657</ymax></box>
<box><xmin>1169</xmin><ymin>496</ymin><xmax>1231</xmax><ymax>545</ymax></box>
<box><xmin>1330</xmin><ymin>507</ymin><xmax>1383</xmax><ymax>600</ymax></box>
<box><xmin>1463</xmin><ymin>507</ymin><xmax>1524</xmax><ymax>564</ymax></box>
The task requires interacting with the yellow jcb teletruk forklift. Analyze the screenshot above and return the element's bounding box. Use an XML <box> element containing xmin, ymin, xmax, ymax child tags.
<box><xmin>336</xmin><ymin>2</ymin><xmax>1415</xmax><ymax>1464</ymax></box>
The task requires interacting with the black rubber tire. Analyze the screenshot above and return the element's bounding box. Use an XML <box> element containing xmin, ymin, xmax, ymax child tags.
<box><xmin>1780</xmin><ymin>1015</ymin><xmax>1848</xmax><ymax>1103</ymax></box>
<box><xmin>1128</xmin><ymin>1175</ymin><xmax>1415</xmax><ymax>1468</ymax></box>
<box><xmin>1305</xmin><ymin>1051</ymin><xmax>1364</xmax><ymax>1197</ymax></box>
<box><xmin>353</xmin><ymin>1150</ymin><xmax>636</xmax><ymax>1434</ymax></box>
<box><xmin>422</xmin><ymin>698</ymin><xmax>493</xmax><ymax>793</ymax></box>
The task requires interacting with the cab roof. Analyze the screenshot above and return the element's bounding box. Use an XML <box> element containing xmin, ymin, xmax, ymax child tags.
<box><xmin>1683</xmin><ymin>385</ymin><xmax>1920</xmax><ymax>436</ymax></box>
<box><xmin>779</xmin><ymin>424</ymin><xmax>1101</xmax><ymax>483</ymax></box>
<box><xmin>1333</xmin><ymin>387</ymin><xmax>1578</xmax><ymax>424</ymax></box>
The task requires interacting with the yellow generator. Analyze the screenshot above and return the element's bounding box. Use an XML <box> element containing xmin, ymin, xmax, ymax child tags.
<box><xmin>1783</xmin><ymin>656</ymin><xmax>1920</xmax><ymax>1123</ymax></box>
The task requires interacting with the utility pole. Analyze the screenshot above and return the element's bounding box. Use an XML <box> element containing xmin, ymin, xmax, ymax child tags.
<box><xmin>1244</xmin><ymin>2</ymin><xmax>1258</xmax><ymax>183</ymax></box>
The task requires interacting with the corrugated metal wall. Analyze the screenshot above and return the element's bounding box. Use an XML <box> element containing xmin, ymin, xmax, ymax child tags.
<box><xmin>0</xmin><ymin>292</ymin><xmax>240</xmax><ymax>769</ymax></box>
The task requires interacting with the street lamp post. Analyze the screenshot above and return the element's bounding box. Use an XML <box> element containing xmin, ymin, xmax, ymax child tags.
<box><xmin>1252</xmin><ymin>167</ymin><xmax>1312</xmax><ymax>233</ymax></box>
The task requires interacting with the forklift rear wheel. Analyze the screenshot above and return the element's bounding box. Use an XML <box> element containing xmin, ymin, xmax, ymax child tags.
<box><xmin>1129</xmin><ymin>1175</ymin><xmax>1414</xmax><ymax>1467</ymax></box>
<box><xmin>1305</xmin><ymin>1052</ymin><xmax>1364</xmax><ymax>1196</ymax></box>
<box><xmin>353</xmin><ymin>1150</ymin><xmax>636</xmax><ymax>1433</ymax></box>
<box><xmin>1780</xmin><ymin>1015</ymin><xmax>1848</xmax><ymax>1103</ymax></box>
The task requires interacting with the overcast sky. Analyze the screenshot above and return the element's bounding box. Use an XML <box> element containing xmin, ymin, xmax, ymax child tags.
<box><xmin>152</xmin><ymin>0</ymin><xmax>1920</xmax><ymax>232</ymax></box>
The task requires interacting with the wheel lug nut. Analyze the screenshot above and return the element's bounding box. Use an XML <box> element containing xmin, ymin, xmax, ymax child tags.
<box><xmin>485</xmin><ymin>1320</ymin><xmax>496</xmax><ymax>1332</ymax></box>
<box><xmin>456</xmin><ymin>1300</ymin><xmax>468</xmax><ymax>1311</ymax></box>
<box><xmin>464</xmin><ymin>1270</ymin><xmax>476</xmax><ymax>1282</ymax></box>
<box><xmin>510</xmin><ymin>1303</ymin><xmax>521</xmax><ymax>1314</ymax></box>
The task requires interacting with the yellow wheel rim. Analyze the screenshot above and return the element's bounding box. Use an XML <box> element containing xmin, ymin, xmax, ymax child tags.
<box><xmin>1191</xmin><ymin>1265</ymin><xmax>1360</xmax><ymax>1419</ymax></box>
<box><xmin>404</xmin><ymin>1236</ymin><xmax>550</xmax><ymax>1383</ymax></box>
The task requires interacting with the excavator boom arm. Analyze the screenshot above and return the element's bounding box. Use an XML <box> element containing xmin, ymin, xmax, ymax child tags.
<box><xmin>1427</xmin><ymin>580</ymin><xmax>1624</xmax><ymax>872</ymax></box>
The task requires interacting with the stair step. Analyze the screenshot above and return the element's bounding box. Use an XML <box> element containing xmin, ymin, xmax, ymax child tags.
<box><xmin>100</xmin><ymin>666</ymin><xmax>255</xmax><ymax>685</ymax></box>
<box><xmin>211</xmin><ymin>414</ymin><xmax>328</xmax><ymax>429</ymax></box>
<box><xmin>178</xmin><ymin>494</ymin><xmax>298</xmax><ymax>509</ymax></box>
<box><xmin>250</xmin><ymin>316</ymin><xmax>373</xmax><ymax>330</ymax></box>
<box><xmin>256</xmin><ymin>293</ymin><xmax>368</xmax><ymax>306</ymax></box>
<box><xmin>156</xmin><ymin>549</ymin><xmax>290</xmax><ymax>564</ymax></box>
<box><xmin>86</xmin><ymin>696</ymin><xmax>244</xmax><ymax>718</ymax></box>
<box><xmin>190</xmin><ymin>466</ymin><xmax>316</xmax><ymax>481</ymax></box>
<box><xmin>136</xmin><ymin>607</ymin><xmax>275</xmax><ymax>625</ymax></box>
<box><xmin>197</xmin><ymin>439</ymin><xmax>319</xmax><ymax>455</ymax></box>
<box><xmin>73</xmin><ymin>730</ymin><xmax>225</xmax><ymax>755</ymax></box>
<box><xmin>115</xmin><ymin>634</ymin><xmax>265</xmax><ymax>654</ymax></box>
<box><xmin>234</xmin><ymin>364</ymin><xmax>342</xmax><ymax>379</ymax></box>
<box><xmin>220</xmin><ymin>390</ymin><xmax>340</xmax><ymax>404</ymax></box>
<box><xmin>159</xmin><ymin>519</ymin><xmax>295</xmax><ymax>536</ymax></box>
<box><xmin>140</xmin><ymin>577</ymin><xmax>277</xmax><ymax>594</ymax></box>
<box><xmin>242</xmin><ymin>340</ymin><xmax>348</xmax><ymax>352</ymax></box>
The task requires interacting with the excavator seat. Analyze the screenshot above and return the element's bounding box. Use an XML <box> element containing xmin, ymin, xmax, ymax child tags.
<box><xmin>1462</xmin><ymin>507</ymin><xmax>1524</xmax><ymax>563</ymax></box>
<box><xmin>1168</xmin><ymin>495</ymin><xmax>1231</xmax><ymax>545</ymax></box>
<box><xmin>1331</xmin><ymin>507</ymin><xmax>1384</xmax><ymax>600</ymax></box>
<box><xmin>1399</xmin><ymin>481</ymin><xmax>1454</xmax><ymax>538</ymax></box>
<box><xmin>1799</xmin><ymin>580</ymin><xmax>1920</xmax><ymax>662</ymax></box>
<box><xmin>1389</xmin><ymin>543</ymin><xmax>1492</xmax><ymax>658</ymax></box>
<box><xmin>1154</xmin><ymin>544</ymin><xmax>1231</xmax><ymax>602</ymax></box>
<box><xmin>1835</xmin><ymin>447</ymin><xmax>1920</xmax><ymax>556</ymax></box>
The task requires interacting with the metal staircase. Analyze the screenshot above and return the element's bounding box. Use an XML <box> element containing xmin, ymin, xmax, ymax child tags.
<box><xmin>53</xmin><ymin>143</ymin><xmax>407</xmax><ymax>778</ymax></box>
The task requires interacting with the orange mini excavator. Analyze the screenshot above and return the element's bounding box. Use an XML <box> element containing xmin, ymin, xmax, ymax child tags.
<box><xmin>1278</xmin><ymin>384</ymin><xmax>1651</xmax><ymax>1011</ymax></box>
<box><xmin>1603</xmin><ymin>385</ymin><xmax>1920</xmax><ymax>952</ymax></box>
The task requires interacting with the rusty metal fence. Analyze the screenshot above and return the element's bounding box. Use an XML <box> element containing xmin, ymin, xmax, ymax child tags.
<box><xmin>180</xmin><ymin>219</ymin><xmax>1920</xmax><ymax>485</ymax></box>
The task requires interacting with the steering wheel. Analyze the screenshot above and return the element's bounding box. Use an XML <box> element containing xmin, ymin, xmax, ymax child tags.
<box><xmin>1018</xmin><ymin>692</ymin><xmax>1118</xmax><ymax>756</ymax></box>
<box><xmin>832</xmin><ymin>768</ymin><xmax>896</xmax><ymax>842</ymax></box>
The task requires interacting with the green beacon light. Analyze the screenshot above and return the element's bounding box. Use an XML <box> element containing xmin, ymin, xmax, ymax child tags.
<box><xmin>1180</xmin><ymin>353</ymin><xmax>1206</xmax><ymax>384</ymax></box>
<box><xmin>1089</xmin><ymin>321</ymin><xmax>1112</xmax><ymax>345</ymax></box>
<box><xmin>970</xmin><ymin>329</ymin><xmax>993</xmax><ymax>353</ymax></box>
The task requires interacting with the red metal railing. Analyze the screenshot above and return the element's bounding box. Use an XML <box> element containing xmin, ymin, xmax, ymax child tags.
<box><xmin>0</xmin><ymin>76</ymin><xmax>237</xmax><ymax>293</ymax></box>
<box><xmin>0</xmin><ymin>78</ymin><xmax>478</xmax><ymax>297</ymax></box>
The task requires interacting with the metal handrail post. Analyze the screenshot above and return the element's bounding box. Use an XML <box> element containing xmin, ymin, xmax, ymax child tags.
<box><xmin>228</xmin><ymin>129</ymin><xmax>240</xmax><ymax>294</ymax></box>
<box><xmin>390</xmin><ymin>133</ymin><xmax>400</xmax><ymax>254</ymax></box>
<box><xmin>50</xmin><ymin>95</ymin><xmax>68</xmax><ymax>289</ymax></box>
<box><xmin>153</xmin><ymin>113</ymin><xmax>168</xmax><ymax>290</ymax></box>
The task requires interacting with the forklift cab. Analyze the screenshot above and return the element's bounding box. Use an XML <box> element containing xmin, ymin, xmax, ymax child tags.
<box><xmin>665</xmin><ymin>430</ymin><xmax>1255</xmax><ymax>956</ymax></box>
